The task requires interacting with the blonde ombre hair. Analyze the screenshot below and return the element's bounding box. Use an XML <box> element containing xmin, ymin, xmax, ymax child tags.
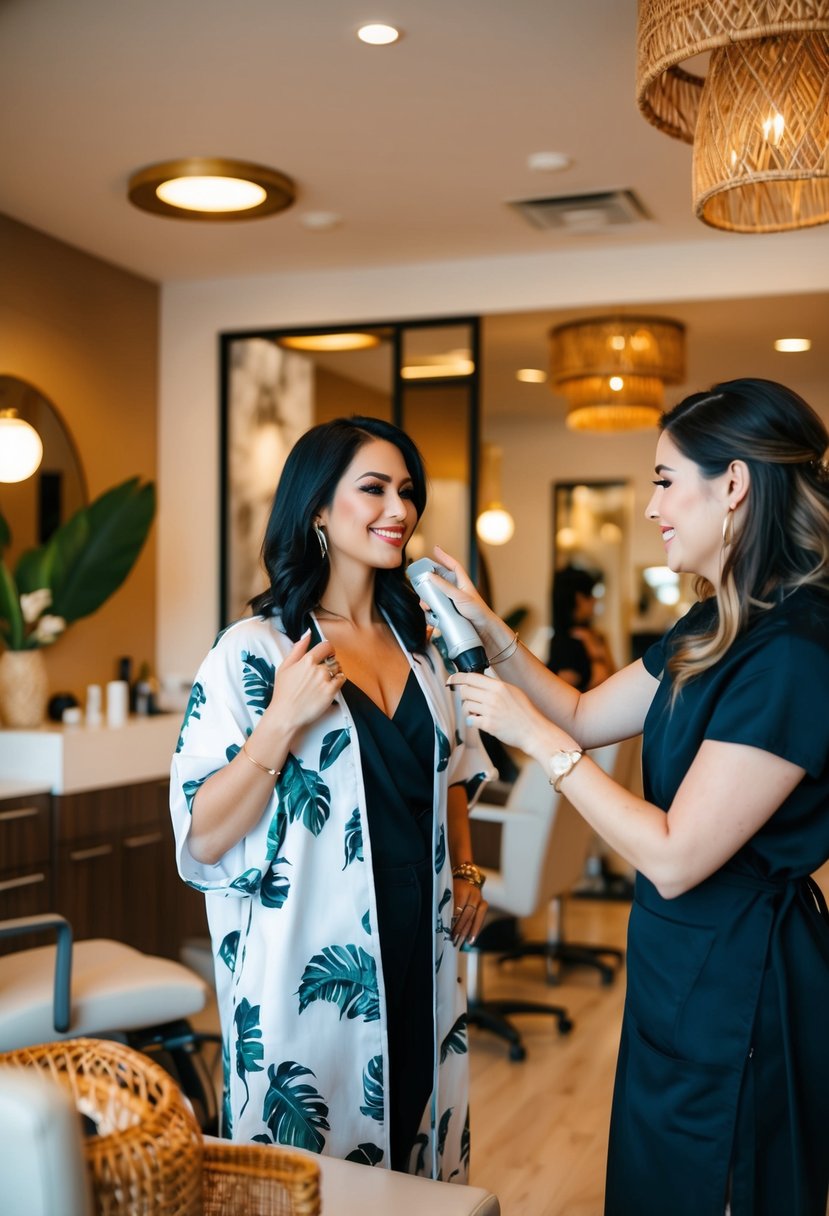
<box><xmin>660</xmin><ymin>379</ymin><xmax>829</xmax><ymax>701</ymax></box>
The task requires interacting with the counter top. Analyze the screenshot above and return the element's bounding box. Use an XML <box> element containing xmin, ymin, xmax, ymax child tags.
<box><xmin>0</xmin><ymin>715</ymin><xmax>181</xmax><ymax>795</ymax></box>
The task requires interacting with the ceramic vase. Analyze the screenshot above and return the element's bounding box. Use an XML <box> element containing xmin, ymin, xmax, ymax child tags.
<box><xmin>0</xmin><ymin>648</ymin><xmax>49</xmax><ymax>728</ymax></box>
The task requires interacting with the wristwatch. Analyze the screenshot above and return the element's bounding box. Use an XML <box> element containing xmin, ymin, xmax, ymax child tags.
<box><xmin>548</xmin><ymin>748</ymin><xmax>584</xmax><ymax>792</ymax></box>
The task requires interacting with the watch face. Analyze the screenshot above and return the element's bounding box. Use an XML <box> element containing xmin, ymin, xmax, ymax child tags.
<box><xmin>551</xmin><ymin>753</ymin><xmax>570</xmax><ymax>777</ymax></box>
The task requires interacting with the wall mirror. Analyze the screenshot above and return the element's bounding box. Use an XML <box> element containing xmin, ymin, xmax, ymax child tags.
<box><xmin>552</xmin><ymin>480</ymin><xmax>632</xmax><ymax>669</ymax></box>
<box><xmin>219</xmin><ymin>317</ymin><xmax>480</xmax><ymax>624</ymax></box>
<box><xmin>0</xmin><ymin>375</ymin><xmax>87</xmax><ymax>568</ymax></box>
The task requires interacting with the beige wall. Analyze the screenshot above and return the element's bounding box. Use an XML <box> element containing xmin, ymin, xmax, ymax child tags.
<box><xmin>0</xmin><ymin>214</ymin><xmax>159</xmax><ymax>701</ymax></box>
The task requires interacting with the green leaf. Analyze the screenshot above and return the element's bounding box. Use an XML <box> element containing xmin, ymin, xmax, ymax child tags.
<box><xmin>440</xmin><ymin>1013</ymin><xmax>468</xmax><ymax>1062</ymax></box>
<box><xmin>460</xmin><ymin>1107</ymin><xmax>470</xmax><ymax>1169</ymax></box>
<box><xmin>221</xmin><ymin>1036</ymin><xmax>233</xmax><ymax>1138</ymax></box>
<box><xmin>412</xmin><ymin>1133</ymin><xmax>429</xmax><ymax>1176</ymax></box>
<box><xmin>234</xmin><ymin>996</ymin><xmax>264</xmax><ymax>1115</ymax></box>
<box><xmin>0</xmin><ymin>511</ymin><xmax>10</xmax><ymax>552</ymax></box>
<box><xmin>176</xmin><ymin>682</ymin><xmax>206</xmax><ymax>753</ymax></box>
<box><xmin>345</xmin><ymin>1142</ymin><xmax>383</xmax><ymax>1166</ymax></box>
<box><xmin>280</xmin><ymin>753</ymin><xmax>331</xmax><ymax>837</ymax></box>
<box><xmin>260</xmin><ymin>866</ymin><xmax>290</xmax><ymax>909</ymax></box>
<box><xmin>343</xmin><ymin>807</ymin><xmax>363</xmax><ymax>869</ymax></box>
<box><xmin>43</xmin><ymin>478</ymin><xmax>156</xmax><ymax>623</ymax></box>
<box><xmin>0</xmin><ymin>560</ymin><xmax>24</xmax><ymax>649</ymax></box>
<box><xmin>230</xmin><ymin>868</ymin><xmax>262</xmax><ymax>894</ymax></box>
<box><xmin>14</xmin><ymin>545</ymin><xmax>54</xmax><ymax>597</ymax></box>
<box><xmin>182</xmin><ymin>770</ymin><xmax>218</xmax><ymax>814</ymax></box>
<box><xmin>320</xmin><ymin>727</ymin><xmax>350</xmax><ymax>770</ymax></box>
<box><xmin>359</xmin><ymin>1055</ymin><xmax>384</xmax><ymax>1122</ymax></box>
<box><xmin>266</xmin><ymin>807</ymin><xmax>288</xmax><ymax>861</ymax></box>
<box><xmin>241</xmin><ymin>651</ymin><xmax>275</xmax><ymax>715</ymax></box>
<box><xmin>297</xmin><ymin>943</ymin><xmax>380</xmax><ymax>1022</ymax></box>
<box><xmin>262</xmin><ymin>1061</ymin><xmax>330</xmax><ymax>1153</ymax></box>
<box><xmin>437</xmin><ymin>1107</ymin><xmax>453</xmax><ymax>1157</ymax></box>
<box><xmin>219</xmin><ymin>931</ymin><xmax>240</xmax><ymax>973</ymax></box>
<box><xmin>436</xmin><ymin>724</ymin><xmax>450</xmax><ymax>772</ymax></box>
<box><xmin>361</xmin><ymin>909</ymin><xmax>371</xmax><ymax>935</ymax></box>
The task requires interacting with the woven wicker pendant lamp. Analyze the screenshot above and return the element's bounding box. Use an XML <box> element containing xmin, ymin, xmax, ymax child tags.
<box><xmin>549</xmin><ymin>315</ymin><xmax>686</xmax><ymax>432</ymax></box>
<box><xmin>636</xmin><ymin>1</ymin><xmax>829</xmax><ymax>232</ymax></box>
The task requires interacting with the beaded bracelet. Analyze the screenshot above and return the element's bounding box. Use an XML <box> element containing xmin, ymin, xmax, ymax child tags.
<box><xmin>452</xmin><ymin>861</ymin><xmax>486</xmax><ymax>889</ymax></box>
<box><xmin>487</xmin><ymin>630</ymin><xmax>519</xmax><ymax>665</ymax></box>
<box><xmin>242</xmin><ymin>738</ymin><xmax>280</xmax><ymax>778</ymax></box>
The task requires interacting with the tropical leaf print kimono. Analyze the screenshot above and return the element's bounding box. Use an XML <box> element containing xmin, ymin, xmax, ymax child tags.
<box><xmin>170</xmin><ymin>613</ymin><xmax>494</xmax><ymax>1181</ymax></box>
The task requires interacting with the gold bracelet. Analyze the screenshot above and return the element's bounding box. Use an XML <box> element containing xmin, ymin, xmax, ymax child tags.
<box><xmin>452</xmin><ymin>861</ymin><xmax>486</xmax><ymax>889</ymax></box>
<box><xmin>242</xmin><ymin>738</ymin><xmax>280</xmax><ymax>778</ymax></box>
<box><xmin>488</xmin><ymin>631</ymin><xmax>519</xmax><ymax>665</ymax></box>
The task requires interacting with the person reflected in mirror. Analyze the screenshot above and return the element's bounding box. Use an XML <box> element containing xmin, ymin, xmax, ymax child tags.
<box><xmin>547</xmin><ymin>564</ymin><xmax>616</xmax><ymax>690</ymax></box>
<box><xmin>170</xmin><ymin>417</ymin><xmax>493</xmax><ymax>1179</ymax></box>
<box><xmin>434</xmin><ymin>379</ymin><xmax>829</xmax><ymax>1216</ymax></box>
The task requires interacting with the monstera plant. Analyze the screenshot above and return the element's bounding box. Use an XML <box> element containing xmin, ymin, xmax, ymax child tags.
<box><xmin>0</xmin><ymin>477</ymin><xmax>156</xmax><ymax>651</ymax></box>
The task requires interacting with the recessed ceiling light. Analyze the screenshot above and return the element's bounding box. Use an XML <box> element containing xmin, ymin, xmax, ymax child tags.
<box><xmin>127</xmin><ymin>158</ymin><xmax>295</xmax><ymax>220</ymax></box>
<box><xmin>516</xmin><ymin>368</ymin><xmax>547</xmax><ymax>383</ymax></box>
<box><xmin>299</xmin><ymin>211</ymin><xmax>342</xmax><ymax>230</ymax></box>
<box><xmin>357</xmin><ymin>23</ymin><xmax>401</xmax><ymax>45</ymax></box>
<box><xmin>527</xmin><ymin>151</ymin><xmax>572</xmax><ymax>173</ymax></box>
<box><xmin>774</xmin><ymin>337</ymin><xmax>812</xmax><ymax>352</ymax></box>
<box><xmin>277</xmin><ymin>333</ymin><xmax>381</xmax><ymax>352</ymax></box>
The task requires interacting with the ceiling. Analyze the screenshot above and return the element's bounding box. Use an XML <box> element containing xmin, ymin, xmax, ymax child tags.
<box><xmin>2</xmin><ymin>0</ymin><xmax>827</xmax><ymax>418</ymax></box>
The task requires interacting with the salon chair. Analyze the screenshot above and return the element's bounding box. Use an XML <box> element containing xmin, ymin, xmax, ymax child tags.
<box><xmin>0</xmin><ymin>913</ymin><xmax>218</xmax><ymax>1131</ymax></box>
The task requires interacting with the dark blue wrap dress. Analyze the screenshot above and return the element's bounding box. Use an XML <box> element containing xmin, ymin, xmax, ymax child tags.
<box><xmin>605</xmin><ymin>586</ymin><xmax>829</xmax><ymax>1216</ymax></box>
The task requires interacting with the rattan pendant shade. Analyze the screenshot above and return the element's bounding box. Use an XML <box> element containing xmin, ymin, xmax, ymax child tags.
<box><xmin>637</xmin><ymin>1</ymin><xmax>829</xmax><ymax>232</ymax></box>
<box><xmin>549</xmin><ymin>316</ymin><xmax>686</xmax><ymax>432</ymax></box>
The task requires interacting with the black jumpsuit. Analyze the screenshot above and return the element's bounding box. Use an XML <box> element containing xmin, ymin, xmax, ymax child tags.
<box><xmin>605</xmin><ymin>586</ymin><xmax>829</xmax><ymax>1216</ymax></box>
<box><xmin>342</xmin><ymin>669</ymin><xmax>435</xmax><ymax>1172</ymax></box>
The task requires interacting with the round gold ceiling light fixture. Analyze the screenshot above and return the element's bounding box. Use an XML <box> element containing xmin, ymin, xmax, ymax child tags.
<box><xmin>549</xmin><ymin>315</ymin><xmax>686</xmax><ymax>432</ymax></box>
<box><xmin>127</xmin><ymin>158</ymin><xmax>296</xmax><ymax>220</ymax></box>
<box><xmin>277</xmin><ymin>332</ymin><xmax>382</xmax><ymax>353</ymax></box>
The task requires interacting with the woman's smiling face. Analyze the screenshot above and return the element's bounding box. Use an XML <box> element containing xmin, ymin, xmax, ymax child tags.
<box><xmin>645</xmin><ymin>431</ymin><xmax>732</xmax><ymax>586</ymax></box>
<box><xmin>318</xmin><ymin>438</ymin><xmax>418</xmax><ymax>572</ymax></box>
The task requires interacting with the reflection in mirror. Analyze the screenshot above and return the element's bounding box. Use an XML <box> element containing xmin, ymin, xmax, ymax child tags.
<box><xmin>0</xmin><ymin>376</ymin><xmax>86</xmax><ymax>569</ymax></box>
<box><xmin>552</xmin><ymin>480</ymin><xmax>632</xmax><ymax>668</ymax></box>
<box><xmin>220</xmin><ymin>319</ymin><xmax>480</xmax><ymax>624</ymax></box>
<box><xmin>630</xmin><ymin>565</ymin><xmax>695</xmax><ymax>660</ymax></box>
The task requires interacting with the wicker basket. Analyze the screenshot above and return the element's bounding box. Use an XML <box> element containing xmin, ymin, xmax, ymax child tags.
<box><xmin>0</xmin><ymin>1038</ymin><xmax>320</xmax><ymax>1216</ymax></box>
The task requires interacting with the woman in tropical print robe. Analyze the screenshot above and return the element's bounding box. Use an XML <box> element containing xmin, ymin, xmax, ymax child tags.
<box><xmin>170</xmin><ymin>416</ymin><xmax>493</xmax><ymax>1181</ymax></box>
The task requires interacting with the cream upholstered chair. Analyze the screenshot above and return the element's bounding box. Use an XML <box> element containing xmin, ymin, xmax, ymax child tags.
<box><xmin>465</xmin><ymin>742</ymin><xmax>631</xmax><ymax>1059</ymax></box>
<box><xmin>0</xmin><ymin>913</ymin><xmax>217</xmax><ymax>1131</ymax></box>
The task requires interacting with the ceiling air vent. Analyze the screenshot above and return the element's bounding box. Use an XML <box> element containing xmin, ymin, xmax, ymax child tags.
<box><xmin>510</xmin><ymin>189</ymin><xmax>651</xmax><ymax>234</ymax></box>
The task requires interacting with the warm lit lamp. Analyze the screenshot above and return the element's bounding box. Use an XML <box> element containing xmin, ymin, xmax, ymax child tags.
<box><xmin>128</xmin><ymin>158</ymin><xmax>296</xmax><ymax>220</ymax></box>
<box><xmin>636</xmin><ymin>2</ymin><xmax>829</xmax><ymax>232</ymax></box>
<box><xmin>476</xmin><ymin>445</ymin><xmax>515</xmax><ymax>545</ymax></box>
<box><xmin>0</xmin><ymin>410</ymin><xmax>43</xmax><ymax>482</ymax></box>
<box><xmin>549</xmin><ymin>316</ymin><xmax>686</xmax><ymax>432</ymax></box>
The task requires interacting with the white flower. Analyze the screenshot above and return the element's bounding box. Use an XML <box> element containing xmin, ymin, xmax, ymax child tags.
<box><xmin>32</xmin><ymin>614</ymin><xmax>66</xmax><ymax>644</ymax></box>
<box><xmin>20</xmin><ymin>588</ymin><xmax>53</xmax><ymax>623</ymax></box>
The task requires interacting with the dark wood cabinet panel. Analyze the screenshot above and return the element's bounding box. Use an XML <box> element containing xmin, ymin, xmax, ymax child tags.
<box><xmin>0</xmin><ymin>792</ymin><xmax>54</xmax><ymax>952</ymax></box>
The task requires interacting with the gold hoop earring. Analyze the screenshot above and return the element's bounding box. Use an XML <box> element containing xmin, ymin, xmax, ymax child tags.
<box><xmin>721</xmin><ymin>507</ymin><xmax>735</xmax><ymax>546</ymax></box>
<box><xmin>313</xmin><ymin>522</ymin><xmax>329</xmax><ymax>561</ymax></box>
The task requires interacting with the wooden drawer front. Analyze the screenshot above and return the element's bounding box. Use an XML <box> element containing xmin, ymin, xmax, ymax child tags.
<box><xmin>0</xmin><ymin>868</ymin><xmax>53</xmax><ymax>953</ymax></box>
<box><xmin>56</xmin><ymin>780</ymin><xmax>167</xmax><ymax>843</ymax></box>
<box><xmin>0</xmin><ymin>794</ymin><xmax>51</xmax><ymax>869</ymax></box>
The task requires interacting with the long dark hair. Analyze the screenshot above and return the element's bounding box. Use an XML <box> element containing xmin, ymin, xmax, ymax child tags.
<box><xmin>249</xmin><ymin>415</ymin><xmax>429</xmax><ymax>651</ymax></box>
<box><xmin>552</xmin><ymin>565</ymin><xmax>598</xmax><ymax>633</ymax></box>
<box><xmin>660</xmin><ymin>377</ymin><xmax>829</xmax><ymax>694</ymax></box>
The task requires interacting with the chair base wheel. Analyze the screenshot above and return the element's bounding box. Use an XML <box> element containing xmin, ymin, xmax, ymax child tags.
<box><xmin>557</xmin><ymin>1017</ymin><xmax>574</xmax><ymax>1035</ymax></box>
<box><xmin>509</xmin><ymin>1043</ymin><xmax>527</xmax><ymax>1061</ymax></box>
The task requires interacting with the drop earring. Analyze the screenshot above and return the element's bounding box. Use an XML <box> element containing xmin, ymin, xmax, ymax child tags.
<box><xmin>721</xmin><ymin>506</ymin><xmax>735</xmax><ymax>546</ymax></box>
<box><xmin>314</xmin><ymin>522</ymin><xmax>329</xmax><ymax>560</ymax></box>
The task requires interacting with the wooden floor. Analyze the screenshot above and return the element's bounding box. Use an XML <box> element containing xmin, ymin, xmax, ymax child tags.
<box><xmin>466</xmin><ymin>896</ymin><xmax>629</xmax><ymax>1216</ymax></box>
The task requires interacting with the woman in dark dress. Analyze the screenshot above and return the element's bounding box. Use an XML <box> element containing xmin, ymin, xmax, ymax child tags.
<box><xmin>547</xmin><ymin>565</ymin><xmax>616</xmax><ymax>690</ymax></box>
<box><xmin>440</xmin><ymin>379</ymin><xmax>829</xmax><ymax>1215</ymax></box>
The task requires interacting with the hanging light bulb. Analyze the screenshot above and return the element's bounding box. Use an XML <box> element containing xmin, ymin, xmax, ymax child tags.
<box><xmin>0</xmin><ymin>410</ymin><xmax>43</xmax><ymax>482</ymax></box>
<box><xmin>476</xmin><ymin>444</ymin><xmax>515</xmax><ymax>546</ymax></box>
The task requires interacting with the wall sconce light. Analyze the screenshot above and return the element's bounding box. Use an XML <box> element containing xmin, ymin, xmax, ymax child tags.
<box><xmin>549</xmin><ymin>315</ymin><xmax>686</xmax><ymax>432</ymax></box>
<box><xmin>476</xmin><ymin>444</ymin><xmax>515</xmax><ymax>545</ymax></box>
<box><xmin>128</xmin><ymin>157</ymin><xmax>296</xmax><ymax>220</ymax></box>
<box><xmin>0</xmin><ymin>410</ymin><xmax>43</xmax><ymax>483</ymax></box>
<box><xmin>637</xmin><ymin>2</ymin><xmax>829</xmax><ymax>232</ymax></box>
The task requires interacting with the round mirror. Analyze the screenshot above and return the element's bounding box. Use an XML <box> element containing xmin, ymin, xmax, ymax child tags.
<box><xmin>0</xmin><ymin>375</ymin><xmax>87</xmax><ymax>568</ymax></box>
